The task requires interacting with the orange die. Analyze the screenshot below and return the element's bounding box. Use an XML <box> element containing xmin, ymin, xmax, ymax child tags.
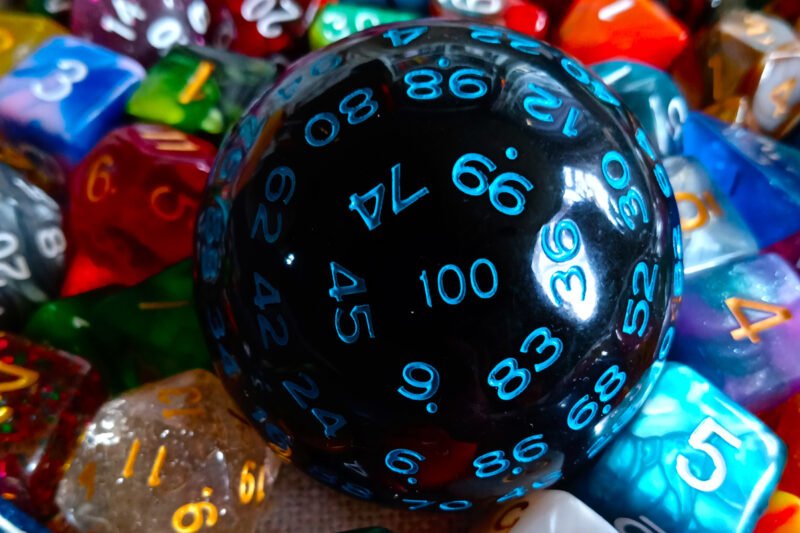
<box><xmin>556</xmin><ymin>0</ymin><xmax>689</xmax><ymax>69</ymax></box>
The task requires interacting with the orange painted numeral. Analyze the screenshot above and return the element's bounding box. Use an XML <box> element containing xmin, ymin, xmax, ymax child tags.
<box><xmin>178</xmin><ymin>61</ymin><xmax>215</xmax><ymax>105</ymax></box>
<box><xmin>725</xmin><ymin>297</ymin><xmax>792</xmax><ymax>343</ymax></box>
<box><xmin>708</xmin><ymin>54</ymin><xmax>723</xmax><ymax>102</ymax></box>
<box><xmin>771</xmin><ymin>78</ymin><xmax>797</xmax><ymax>119</ymax></box>
<box><xmin>86</xmin><ymin>154</ymin><xmax>115</xmax><ymax>203</ymax></box>
<box><xmin>0</xmin><ymin>361</ymin><xmax>38</xmax><ymax>393</ymax></box>
<box><xmin>675</xmin><ymin>190</ymin><xmax>723</xmax><ymax>232</ymax></box>
<box><xmin>77</xmin><ymin>461</ymin><xmax>96</xmax><ymax>501</ymax></box>
<box><xmin>149</xmin><ymin>185</ymin><xmax>198</xmax><ymax>222</ymax></box>
<box><xmin>157</xmin><ymin>386</ymin><xmax>204</xmax><ymax>419</ymax></box>
<box><xmin>239</xmin><ymin>460</ymin><xmax>266</xmax><ymax>505</ymax></box>
<box><xmin>0</xmin><ymin>29</ymin><xmax>13</xmax><ymax>53</ymax></box>
<box><xmin>122</xmin><ymin>438</ymin><xmax>167</xmax><ymax>487</ymax></box>
<box><xmin>140</xmin><ymin>130</ymin><xmax>197</xmax><ymax>152</ymax></box>
<box><xmin>172</xmin><ymin>487</ymin><xmax>218</xmax><ymax>533</ymax></box>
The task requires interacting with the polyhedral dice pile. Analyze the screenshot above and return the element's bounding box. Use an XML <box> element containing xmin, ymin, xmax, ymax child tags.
<box><xmin>0</xmin><ymin>0</ymin><xmax>796</xmax><ymax>532</ymax></box>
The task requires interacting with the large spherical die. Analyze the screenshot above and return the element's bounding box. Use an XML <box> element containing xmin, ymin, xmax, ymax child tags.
<box><xmin>195</xmin><ymin>20</ymin><xmax>682</xmax><ymax>508</ymax></box>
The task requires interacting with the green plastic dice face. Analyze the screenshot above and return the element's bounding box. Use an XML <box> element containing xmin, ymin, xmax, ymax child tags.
<box><xmin>127</xmin><ymin>45</ymin><xmax>279</xmax><ymax>136</ymax></box>
<box><xmin>308</xmin><ymin>4</ymin><xmax>418</xmax><ymax>50</ymax></box>
<box><xmin>24</xmin><ymin>261</ymin><xmax>210</xmax><ymax>393</ymax></box>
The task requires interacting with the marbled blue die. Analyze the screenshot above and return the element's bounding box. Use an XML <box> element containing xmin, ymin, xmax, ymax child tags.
<box><xmin>593</xmin><ymin>60</ymin><xmax>689</xmax><ymax>158</ymax></box>
<box><xmin>683</xmin><ymin>112</ymin><xmax>800</xmax><ymax>249</ymax></box>
<box><xmin>572</xmin><ymin>362</ymin><xmax>785</xmax><ymax>533</ymax></box>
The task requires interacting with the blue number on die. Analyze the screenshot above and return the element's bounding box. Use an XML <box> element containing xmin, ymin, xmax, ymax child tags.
<box><xmin>419</xmin><ymin>258</ymin><xmax>498</xmax><ymax>307</ymax></box>
<box><xmin>339</xmin><ymin>88</ymin><xmax>378</xmax><ymax>124</ymax></box>
<box><xmin>567</xmin><ymin>365</ymin><xmax>627</xmax><ymax>430</ymax></box>
<box><xmin>541</xmin><ymin>219</ymin><xmax>580</xmax><ymax>262</ymax></box>
<box><xmin>349</xmin><ymin>163</ymin><xmax>429</xmax><ymax>231</ymax></box>
<box><xmin>618</xmin><ymin>188</ymin><xmax>650</xmax><ymax>230</ymax></box>
<box><xmin>452</xmin><ymin>153</ymin><xmax>533</xmax><ymax>216</ymax></box>
<box><xmin>341</xmin><ymin>482</ymin><xmax>373</xmax><ymax>500</ymax></box>
<box><xmin>449</xmin><ymin>68</ymin><xmax>489</xmax><ymax>99</ymax></box>
<box><xmin>488</xmin><ymin>358</ymin><xmax>531</xmax><ymax>401</ymax></box>
<box><xmin>549</xmin><ymin>266</ymin><xmax>586</xmax><ymax>306</ymax></box>
<box><xmin>283</xmin><ymin>372</ymin><xmax>320</xmax><ymax>409</ymax></box>
<box><xmin>304</xmin><ymin>88</ymin><xmax>379</xmax><ymax>147</ymax></box>
<box><xmin>623</xmin><ymin>261</ymin><xmax>658</xmax><ymax>337</ymax></box>
<box><xmin>636</xmin><ymin>130</ymin><xmax>674</xmax><ymax>197</ymax></box>
<box><xmin>329</xmin><ymin>262</ymin><xmax>367</xmax><ymax>302</ymax></box>
<box><xmin>311</xmin><ymin>407</ymin><xmax>347</xmax><ymax>438</ymax></box>
<box><xmin>658</xmin><ymin>325</ymin><xmax>675</xmax><ymax>360</ymax></box>
<box><xmin>311</xmin><ymin>54</ymin><xmax>343</xmax><ymax>76</ymax></box>
<box><xmin>329</xmin><ymin>261</ymin><xmax>375</xmax><ymax>343</ymax></box>
<box><xmin>403</xmin><ymin>499</ymin><xmax>473</xmax><ymax>511</ymax></box>
<box><xmin>405</xmin><ymin>69</ymin><xmax>443</xmax><ymax>100</ymax></box>
<box><xmin>561</xmin><ymin>57</ymin><xmax>620</xmax><ymax>107</ymax></box>
<box><xmin>404</xmin><ymin>67</ymin><xmax>488</xmax><ymax>101</ymax></box>
<box><xmin>602</xmin><ymin>150</ymin><xmax>630</xmax><ymax>190</ymax></box>
<box><xmin>254</xmin><ymin>272</ymin><xmax>281</xmax><ymax>309</ymax></box>
<box><xmin>524</xmin><ymin>84</ymin><xmax>561</xmax><ymax>122</ymax></box>
<box><xmin>385</xmin><ymin>448</ymin><xmax>425</xmax><ymax>477</ymax></box>
<box><xmin>383</xmin><ymin>26</ymin><xmax>427</xmax><ymax>47</ymax></box>
<box><xmin>521</xmin><ymin>327</ymin><xmax>563</xmax><ymax>373</ymax></box>
<box><xmin>398</xmin><ymin>362</ymin><xmax>440</xmax><ymax>402</ymax></box>
<box><xmin>251</xmin><ymin>166</ymin><xmax>296</xmax><ymax>244</ymax></box>
<box><xmin>488</xmin><ymin>326</ymin><xmax>564</xmax><ymax>400</ymax></box>
<box><xmin>673</xmin><ymin>225</ymin><xmax>684</xmax><ymax>297</ymax></box>
<box><xmin>469</xmin><ymin>26</ymin><xmax>540</xmax><ymax>55</ymax></box>
<box><xmin>473</xmin><ymin>451</ymin><xmax>510</xmax><ymax>478</ymax></box>
<box><xmin>473</xmin><ymin>434</ymin><xmax>548</xmax><ymax>478</ymax></box>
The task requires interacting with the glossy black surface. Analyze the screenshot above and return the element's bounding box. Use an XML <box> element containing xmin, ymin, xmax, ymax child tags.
<box><xmin>195</xmin><ymin>20</ymin><xmax>682</xmax><ymax>508</ymax></box>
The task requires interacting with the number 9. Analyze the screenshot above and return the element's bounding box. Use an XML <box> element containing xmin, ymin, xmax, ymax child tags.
<box><xmin>541</xmin><ymin>219</ymin><xmax>581</xmax><ymax>262</ymax></box>
<box><xmin>398</xmin><ymin>362</ymin><xmax>439</xmax><ymax>402</ymax></box>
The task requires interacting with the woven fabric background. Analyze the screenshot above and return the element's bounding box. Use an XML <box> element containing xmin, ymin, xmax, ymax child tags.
<box><xmin>262</xmin><ymin>465</ymin><xmax>474</xmax><ymax>533</ymax></box>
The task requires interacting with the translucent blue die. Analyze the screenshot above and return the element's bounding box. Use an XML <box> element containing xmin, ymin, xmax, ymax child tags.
<box><xmin>665</xmin><ymin>155</ymin><xmax>758</xmax><ymax>276</ymax></box>
<box><xmin>0</xmin><ymin>36</ymin><xmax>143</xmax><ymax>169</ymax></box>
<box><xmin>572</xmin><ymin>362</ymin><xmax>786</xmax><ymax>533</ymax></box>
<box><xmin>683</xmin><ymin>112</ymin><xmax>800</xmax><ymax>250</ymax></box>
<box><xmin>593</xmin><ymin>60</ymin><xmax>689</xmax><ymax>158</ymax></box>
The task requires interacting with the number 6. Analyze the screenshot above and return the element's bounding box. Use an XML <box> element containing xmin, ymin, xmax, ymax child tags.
<box><xmin>676</xmin><ymin>417</ymin><xmax>742</xmax><ymax>492</ymax></box>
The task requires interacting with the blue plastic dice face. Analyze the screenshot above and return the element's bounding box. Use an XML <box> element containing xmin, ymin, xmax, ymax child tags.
<box><xmin>593</xmin><ymin>60</ymin><xmax>689</xmax><ymax>158</ymax></box>
<box><xmin>683</xmin><ymin>112</ymin><xmax>800</xmax><ymax>249</ymax></box>
<box><xmin>0</xmin><ymin>36</ymin><xmax>143</xmax><ymax>169</ymax></box>
<box><xmin>573</xmin><ymin>362</ymin><xmax>786</xmax><ymax>533</ymax></box>
<box><xmin>0</xmin><ymin>499</ymin><xmax>49</xmax><ymax>533</ymax></box>
<box><xmin>665</xmin><ymin>155</ymin><xmax>758</xmax><ymax>276</ymax></box>
<box><xmin>195</xmin><ymin>21</ymin><xmax>682</xmax><ymax>508</ymax></box>
<box><xmin>672</xmin><ymin>253</ymin><xmax>800</xmax><ymax>413</ymax></box>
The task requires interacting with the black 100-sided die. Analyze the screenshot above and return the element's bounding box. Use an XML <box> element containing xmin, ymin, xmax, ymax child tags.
<box><xmin>195</xmin><ymin>20</ymin><xmax>682</xmax><ymax>509</ymax></box>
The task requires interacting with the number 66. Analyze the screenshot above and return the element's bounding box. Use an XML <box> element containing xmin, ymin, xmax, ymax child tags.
<box><xmin>676</xmin><ymin>417</ymin><xmax>742</xmax><ymax>492</ymax></box>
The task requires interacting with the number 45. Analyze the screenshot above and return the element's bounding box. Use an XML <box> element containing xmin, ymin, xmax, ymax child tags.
<box><xmin>676</xmin><ymin>417</ymin><xmax>742</xmax><ymax>493</ymax></box>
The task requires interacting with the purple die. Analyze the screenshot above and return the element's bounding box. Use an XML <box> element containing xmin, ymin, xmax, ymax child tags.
<box><xmin>672</xmin><ymin>253</ymin><xmax>800</xmax><ymax>412</ymax></box>
<box><xmin>71</xmin><ymin>0</ymin><xmax>217</xmax><ymax>67</ymax></box>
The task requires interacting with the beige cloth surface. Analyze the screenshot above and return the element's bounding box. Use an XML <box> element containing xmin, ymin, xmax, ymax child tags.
<box><xmin>262</xmin><ymin>465</ymin><xmax>474</xmax><ymax>533</ymax></box>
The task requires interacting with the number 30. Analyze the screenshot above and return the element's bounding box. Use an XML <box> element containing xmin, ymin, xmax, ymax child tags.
<box><xmin>675</xmin><ymin>417</ymin><xmax>742</xmax><ymax>492</ymax></box>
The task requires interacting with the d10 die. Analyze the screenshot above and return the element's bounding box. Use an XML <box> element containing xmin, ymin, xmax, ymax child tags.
<box><xmin>55</xmin><ymin>370</ymin><xmax>281</xmax><ymax>533</ymax></box>
<box><xmin>63</xmin><ymin>124</ymin><xmax>216</xmax><ymax>296</ymax></box>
